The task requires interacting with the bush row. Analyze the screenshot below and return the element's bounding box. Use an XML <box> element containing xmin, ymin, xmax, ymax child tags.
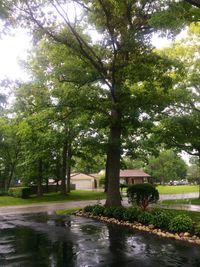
<box><xmin>83</xmin><ymin>205</ymin><xmax>199</xmax><ymax>235</ymax></box>
<box><xmin>8</xmin><ymin>187</ymin><xmax>31</xmax><ymax>199</ymax></box>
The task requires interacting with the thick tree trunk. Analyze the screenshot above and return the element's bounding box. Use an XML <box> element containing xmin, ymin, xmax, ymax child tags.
<box><xmin>61</xmin><ymin>140</ymin><xmax>67</xmax><ymax>195</ymax></box>
<box><xmin>198</xmin><ymin>153</ymin><xmax>200</xmax><ymax>199</ymax></box>
<box><xmin>5</xmin><ymin>162</ymin><xmax>15</xmax><ymax>191</ymax></box>
<box><xmin>56</xmin><ymin>180</ymin><xmax>59</xmax><ymax>192</ymax></box>
<box><xmin>105</xmin><ymin>109</ymin><xmax>122</xmax><ymax>207</ymax></box>
<box><xmin>46</xmin><ymin>179</ymin><xmax>49</xmax><ymax>193</ymax></box>
<box><xmin>104</xmin><ymin>155</ymin><xmax>109</xmax><ymax>192</ymax></box>
<box><xmin>37</xmin><ymin>159</ymin><xmax>43</xmax><ymax>197</ymax></box>
<box><xmin>66</xmin><ymin>144</ymin><xmax>72</xmax><ymax>193</ymax></box>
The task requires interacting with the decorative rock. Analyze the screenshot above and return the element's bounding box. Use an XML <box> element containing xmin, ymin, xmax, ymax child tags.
<box><xmin>149</xmin><ymin>224</ymin><xmax>154</xmax><ymax>229</ymax></box>
<box><xmin>184</xmin><ymin>232</ymin><xmax>190</xmax><ymax>237</ymax></box>
<box><xmin>76</xmin><ymin>211</ymin><xmax>200</xmax><ymax>246</ymax></box>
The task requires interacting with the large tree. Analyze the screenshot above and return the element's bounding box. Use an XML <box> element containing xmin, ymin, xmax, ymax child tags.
<box><xmin>2</xmin><ymin>0</ymin><xmax>200</xmax><ymax>206</ymax></box>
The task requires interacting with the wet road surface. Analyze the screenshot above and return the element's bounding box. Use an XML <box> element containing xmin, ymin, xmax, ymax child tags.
<box><xmin>0</xmin><ymin>213</ymin><xmax>200</xmax><ymax>267</ymax></box>
<box><xmin>0</xmin><ymin>200</ymin><xmax>105</xmax><ymax>215</ymax></box>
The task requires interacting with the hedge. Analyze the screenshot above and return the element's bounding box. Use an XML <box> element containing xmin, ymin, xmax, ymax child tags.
<box><xmin>8</xmin><ymin>187</ymin><xmax>31</xmax><ymax>199</ymax></box>
<box><xmin>82</xmin><ymin>205</ymin><xmax>197</xmax><ymax>236</ymax></box>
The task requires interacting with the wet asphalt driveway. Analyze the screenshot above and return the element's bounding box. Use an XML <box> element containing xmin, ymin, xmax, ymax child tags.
<box><xmin>0</xmin><ymin>212</ymin><xmax>200</xmax><ymax>267</ymax></box>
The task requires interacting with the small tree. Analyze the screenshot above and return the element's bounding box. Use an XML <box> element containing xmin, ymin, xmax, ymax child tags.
<box><xmin>127</xmin><ymin>183</ymin><xmax>159</xmax><ymax>211</ymax></box>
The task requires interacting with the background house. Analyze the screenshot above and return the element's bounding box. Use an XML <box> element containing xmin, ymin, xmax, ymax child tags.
<box><xmin>70</xmin><ymin>173</ymin><xmax>97</xmax><ymax>190</ymax></box>
<box><xmin>120</xmin><ymin>169</ymin><xmax>150</xmax><ymax>185</ymax></box>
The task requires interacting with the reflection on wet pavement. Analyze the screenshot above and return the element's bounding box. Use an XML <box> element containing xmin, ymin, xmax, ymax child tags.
<box><xmin>0</xmin><ymin>213</ymin><xmax>199</xmax><ymax>267</ymax></box>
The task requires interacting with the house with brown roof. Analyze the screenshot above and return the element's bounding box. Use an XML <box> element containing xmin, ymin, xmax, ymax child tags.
<box><xmin>120</xmin><ymin>169</ymin><xmax>150</xmax><ymax>185</ymax></box>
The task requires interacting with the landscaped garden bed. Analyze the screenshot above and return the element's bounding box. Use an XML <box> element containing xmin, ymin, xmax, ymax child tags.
<box><xmin>75</xmin><ymin>205</ymin><xmax>200</xmax><ymax>245</ymax></box>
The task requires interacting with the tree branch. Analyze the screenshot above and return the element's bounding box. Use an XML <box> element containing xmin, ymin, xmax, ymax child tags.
<box><xmin>184</xmin><ymin>0</ymin><xmax>200</xmax><ymax>8</ymax></box>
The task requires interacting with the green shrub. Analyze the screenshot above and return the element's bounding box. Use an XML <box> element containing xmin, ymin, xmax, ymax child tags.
<box><xmin>151</xmin><ymin>210</ymin><xmax>173</xmax><ymax>229</ymax></box>
<box><xmin>195</xmin><ymin>224</ymin><xmax>200</xmax><ymax>236</ymax></box>
<box><xmin>104</xmin><ymin>206</ymin><xmax>118</xmax><ymax>217</ymax></box>
<box><xmin>123</xmin><ymin>207</ymin><xmax>141</xmax><ymax>221</ymax></box>
<box><xmin>138</xmin><ymin>212</ymin><xmax>153</xmax><ymax>225</ymax></box>
<box><xmin>127</xmin><ymin>183</ymin><xmax>159</xmax><ymax>210</ymax></box>
<box><xmin>169</xmin><ymin>215</ymin><xmax>193</xmax><ymax>233</ymax></box>
<box><xmin>0</xmin><ymin>190</ymin><xmax>8</xmax><ymax>196</ymax></box>
<box><xmin>8</xmin><ymin>187</ymin><xmax>30</xmax><ymax>199</ymax></box>
<box><xmin>93</xmin><ymin>205</ymin><xmax>105</xmax><ymax>215</ymax></box>
<box><xmin>112</xmin><ymin>206</ymin><xmax>126</xmax><ymax>220</ymax></box>
<box><xmin>83</xmin><ymin>205</ymin><xmax>96</xmax><ymax>213</ymax></box>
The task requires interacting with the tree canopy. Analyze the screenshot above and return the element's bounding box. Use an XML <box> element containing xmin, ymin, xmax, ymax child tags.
<box><xmin>0</xmin><ymin>1</ymin><xmax>200</xmax><ymax>205</ymax></box>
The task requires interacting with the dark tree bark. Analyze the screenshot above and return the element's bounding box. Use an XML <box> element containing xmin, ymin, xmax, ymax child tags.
<box><xmin>198</xmin><ymin>151</ymin><xmax>200</xmax><ymax>199</ymax></box>
<box><xmin>37</xmin><ymin>159</ymin><xmax>43</xmax><ymax>196</ymax></box>
<box><xmin>46</xmin><ymin>178</ymin><xmax>49</xmax><ymax>193</ymax></box>
<box><xmin>61</xmin><ymin>140</ymin><xmax>67</xmax><ymax>195</ymax></box>
<box><xmin>5</xmin><ymin>162</ymin><xmax>15</xmax><ymax>191</ymax></box>
<box><xmin>104</xmin><ymin>155</ymin><xmax>109</xmax><ymax>193</ymax></box>
<box><xmin>56</xmin><ymin>180</ymin><xmax>59</xmax><ymax>192</ymax></box>
<box><xmin>105</xmin><ymin>109</ymin><xmax>122</xmax><ymax>207</ymax></box>
<box><xmin>66</xmin><ymin>143</ymin><xmax>72</xmax><ymax>193</ymax></box>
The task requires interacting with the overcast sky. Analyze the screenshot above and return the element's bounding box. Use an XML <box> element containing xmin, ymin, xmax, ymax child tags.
<box><xmin>0</xmin><ymin>29</ymin><xmax>31</xmax><ymax>82</ymax></box>
<box><xmin>0</xmin><ymin>29</ymin><xmax>173</xmax><ymax>82</ymax></box>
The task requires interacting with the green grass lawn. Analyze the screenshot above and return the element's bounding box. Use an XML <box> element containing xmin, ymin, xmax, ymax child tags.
<box><xmin>157</xmin><ymin>185</ymin><xmax>199</xmax><ymax>194</ymax></box>
<box><xmin>0</xmin><ymin>190</ymin><xmax>106</xmax><ymax>207</ymax></box>
<box><xmin>55</xmin><ymin>208</ymin><xmax>81</xmax><ymax>215</ymax></box>
<box><xmin>162</xmin><ymin>198</ymin><xmax>200</xmax><ymax>205</ymax></box>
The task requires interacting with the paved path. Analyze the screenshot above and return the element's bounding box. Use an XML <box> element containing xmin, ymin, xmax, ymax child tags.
<box><xmin>158</xmin><ymin>204</ymin><xmax>200</xmax><ymax>212</ymax></box>
<box><xmin>0</xmin><ymin>200</ymin><xmax>105</xmax><ymax>215</ymax></box>
<box><xmin>0</xmin><ymin>192</ymin><xmax>199</xmax><ymax>215</ymax></box>
<box><xmin>159</xmin><ymin>192</ymin><xmax>199</xmax><ymax>200</ymax></box>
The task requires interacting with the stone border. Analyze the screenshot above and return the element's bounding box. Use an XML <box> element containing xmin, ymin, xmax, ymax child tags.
<box><xmin>75</xmin><ymin>211</ymin><xmax>200</xmax><ymax>245</ymax></box>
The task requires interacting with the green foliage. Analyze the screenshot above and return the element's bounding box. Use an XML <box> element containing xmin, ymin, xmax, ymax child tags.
<box><xmin>112</xmin><ymin>207</ymin><xmax>126</xmax><ymax>220</ymax></box>
<box><xmin>127</xmin><ymin>183</ymin><xmax>159</xmax><ymax>210</ymax></box>
<box><xmin>8</xmin><ymin>187</ymin><xmax>31</xmax><ymax>199</ymax></box>
<box><xmin>56</xmin><ymin>208</ymin><xmax>80</xmax><ymax>215</ymax></box>
<box><xmin>138</xmin><ymin>212</ymin><xmax>153</xmax><ymax>225</ymax></box>
<box><xmin>151</xmin><ymin>209</ymin><xmax>173</xmax><ymax>229</ymax></box>
<box><xmin>92</xmin><ymin>205</ymin><xmax>105</xmax><ymax>216</ymax></box>
<box><xmin>169</xmin><ymin>215</ymin><xmax>193</xmax><ymax>233</ymax></box>
<box><xmin>194</xmin><ymin>224</ymin><xmax>200</xmax><ymax>236</ymax></box>
<box><xmin>154</xmin><ymin>25</ymin><xmax>200</xmax><ymax>170</ymax></box>
<box><xmin>0</xmin><ymin>190</ymin><xmax>8</xmax><ymax>196</ymax></box>
<box><xmin>146</xmin><ymin>150</ymin><xmax>187</xmax><ymax>184</ymax></box>
<box><xmin>121</xmin><ymin>158</ymin><xmax>145</xmax><ymax>170</ymax></box>
<box><xmin>83</xmin><ymin>205</ymin><xmax>97</xmax><ymax>213</ymax></box>
<box><xmin>123</xmin><ymin>207</ymin><xmax>141</xmax><ymax>222</ymax></box>
<box><xmin>103</xmin><ymin>206</ymin><xmax>118</xmax><ymax>217</ymax></box>
<box><xmin>187</xmin><ymin>157</ymin><xmax>200</xmax><ymax>184</ymax></box>
<box><xmin>1</xmin><ymin>0</ymin><xmax>200</xmax><ymax>207</ymax></box>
